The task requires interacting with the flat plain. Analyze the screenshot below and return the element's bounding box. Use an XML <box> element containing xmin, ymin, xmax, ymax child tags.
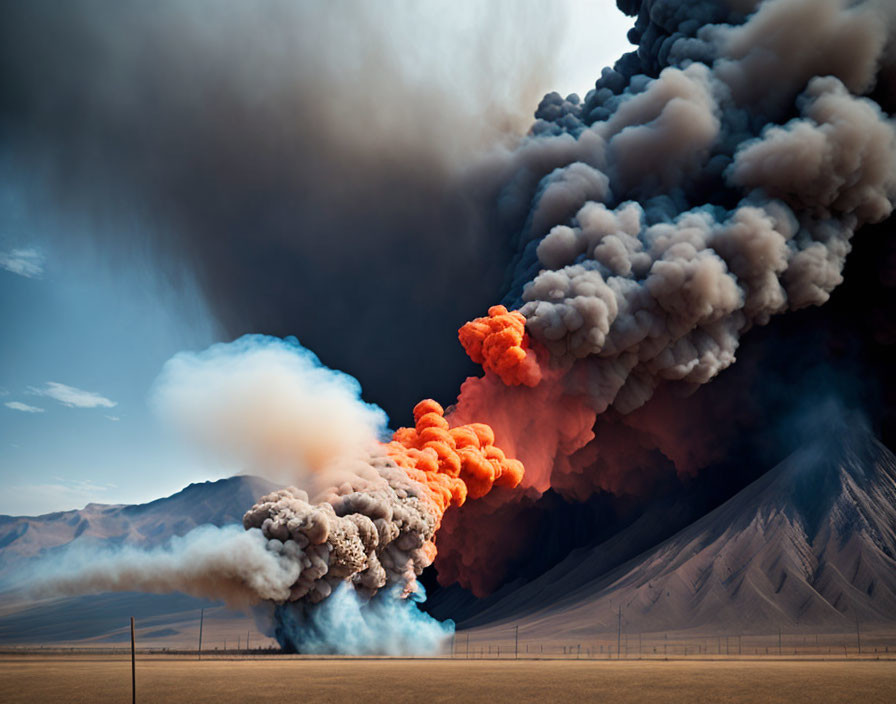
<box><xmin>1</xmin><ymin>654</ymin><xmax>896</xmax><ymax>704</ymax></box>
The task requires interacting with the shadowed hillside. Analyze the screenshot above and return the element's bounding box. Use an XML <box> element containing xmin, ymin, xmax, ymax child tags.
<box><xmin>462</xmin><ymin>425</ymin><xmax>896</xmax><ymax>637</ymax></box>
<box><xmin>0</xmin><ymin>475</ymin><xmax>277</xmax><ymax>645</ymax></box>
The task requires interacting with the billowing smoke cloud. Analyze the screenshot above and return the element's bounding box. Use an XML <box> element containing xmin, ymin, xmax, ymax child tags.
<box><xmin>13</xmin><ymin>0</ymin><xmax>896</xmax><ymax>630</ymax></box>
<box><xmin>37</xmin><ymin>337</ymin><xmax>523</xmax><ymax>653</ymax></box>
<box><xmin>270</xmin><ymin>584</ymin><xmax>453</xmax><ymax>655</ymax></box>
<box><xmin>33</xmin><ymin>525</ymin><xmax>299</xmax><ymax>607</ymax></box>
<box><xmin>432</xmin><ymin>0</ymin><xmax>896</xmax><ymax>593</ymax></box>
<box><xmin>150</xmin><ymin>335</ymin><xmax>388</xmax><ymax>487</ymax></box>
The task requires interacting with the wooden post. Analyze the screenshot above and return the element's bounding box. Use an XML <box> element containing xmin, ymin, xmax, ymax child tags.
<box><xmin>856</xmin><ymin>616</ymin><xmax>862</xmax><ymax>655</ymax></box>
<box><xmin>130</xmin><ymin>617</ymin><xmax>136</xmax><ymax>704</ymax></box>
<box><xmin>515</xmin><ymin>625</ymin><xmax>519</xmax><ymax>660</ymax></box>
<box><xmin>616</xmin><ymin>606</ymin><xmax>622</xmax><ymax>660</ymax></box>
<box><xmin>198</xmin><ymin>608</ymin><xmax>204</xmax><ymax>661</ymax></box>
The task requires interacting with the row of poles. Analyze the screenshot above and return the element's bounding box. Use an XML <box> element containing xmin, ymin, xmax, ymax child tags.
<box><xmin>124</xmin><ymin>607</ymin><xmax>870</xmax><ymax>701</ymax></box>
<box><xmin>456</xmin><ymin>606</ymin><xmax>868</xmax><ymax>660</ymax></box>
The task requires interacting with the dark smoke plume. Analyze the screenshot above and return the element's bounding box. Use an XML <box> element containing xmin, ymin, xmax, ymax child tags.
<box><xmin>0</xmin><ymin>0</ymin><xmax>564</xmax><ymax>426</ymax></box>
<box><xmin>433</xmin><ymin>0</ymin><xmax>896</xmax><ymax>593</ymax></box>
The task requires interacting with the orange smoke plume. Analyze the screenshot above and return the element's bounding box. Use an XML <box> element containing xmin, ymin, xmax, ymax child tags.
<box><xmin>386</xmin><ymin>398</ymin><xmax>524</xmax><ymax>559</ymax></box>
<box><xmin>458</xmin><ymin>305</ymin><xmax>542</xmax><ymax>387</ymax></box>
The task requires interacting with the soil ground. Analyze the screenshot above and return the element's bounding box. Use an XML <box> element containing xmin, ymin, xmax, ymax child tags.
<box><xmin>1</xmin><ymin>653</ymin><xmax>895</xmax><ymax>703</ymax></box>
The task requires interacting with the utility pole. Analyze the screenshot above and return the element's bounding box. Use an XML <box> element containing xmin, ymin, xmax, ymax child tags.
<box><xmin>616</xmin><ymin>606</ymin><xmax>622</xmax><ymax>660</ymax></box>
<box><xmin>514</xmin><ymin>625</ymin><xmax>519</xmax><ymax>660</ymax></box>
<box><xmin>856</xmin><ymin>615</ymin><xmax>862</xmax><ymax>655</ymax></box>
<box><xmin>247</xmin><ymin>630</ymin><xmax>251</xmax><ymax>653</ymax></box>
<box><xmin>198</xmin><ymin>608</ymin><xmax>204</xmax><ymax>661</ymax></box>
<box><xmin>778</xmin><ymin>628</ymin><xmax>782</xmax><ymax>656</ymax></box>
<box><xmin>130</xmin><ymin>617</ymin><xmax>136</xmax><ymax>704</ymax></box>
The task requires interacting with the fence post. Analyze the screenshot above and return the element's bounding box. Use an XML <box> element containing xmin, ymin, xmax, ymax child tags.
<box><xmin>130</xmin><ymin>617</ymin><xmax>136</xmax><ymax>704</ymax></box>
<box><xmin>198</xmin><ymin>608</ymin><xmax>204</xmax><ymax>661</ymax></box>
<box><xmin>617</xmin><ymin>606</ymin><xmax>622</xmax><ymax>660</ymax></box>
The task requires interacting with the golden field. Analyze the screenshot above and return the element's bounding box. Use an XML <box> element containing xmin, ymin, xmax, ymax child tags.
<box><xmin>1</xmin><ymin>654</ymin><xmax>895</xmax><ymax>703</ymax></box>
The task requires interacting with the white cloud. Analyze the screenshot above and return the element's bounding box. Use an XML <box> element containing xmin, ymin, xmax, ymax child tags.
<box><xmin>105</xmin><ymin>415</ymin><xmax>120</xmax><ymax>421</ymax></box>
<box><xmin>30</xmin><ymin>382</ymin><xmax>117</xmax><ymax>409</ymax></box>
<box><xmin>4</xmin><ymin>401</ymin><xmax>45</xmax><ymax>413</ymax></box>
<box><xmin>0</xmin><ymin>248</ymin><xmax>44</xmax><ymax>278</ymax></box>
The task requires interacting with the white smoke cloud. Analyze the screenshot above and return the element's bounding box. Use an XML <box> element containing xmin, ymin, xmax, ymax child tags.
<box><xmin>149</xmin><ymin>335</ymin><xmax>389</xmax><ymax>485</ymax></box>
<box><xmin>31</xmin><ymin>525</ymin><xmax>301</xmax><ymax>608</ymax></box>
<box><xmin>270</xmin><ymin>583</ymin><xmax>453</xmax><ymax>655</ymax></box>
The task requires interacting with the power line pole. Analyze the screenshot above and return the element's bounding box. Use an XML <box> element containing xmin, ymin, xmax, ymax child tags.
<box><xmin>514</xmin><ymin>625</ymin><xmax>519</xmax><ymax>660</ymax></box>
<box><xmin>198</xmin><ymin>608</ymin><xmax>204</xmax><ymax>661</ymax></box>
<box><xmin>856</xmin><ymin>615</ymin><xmax>862</xmax><ymax>655</ymax></box>
<box><xmin>130</xmin><ymin>617</ymin><xmax>136</xmax><ymax>704</ymax></box>
<box><xmin>616</xmin><ymin>606</ymin><xmax>622</xmax><ymax>660</ymax></box>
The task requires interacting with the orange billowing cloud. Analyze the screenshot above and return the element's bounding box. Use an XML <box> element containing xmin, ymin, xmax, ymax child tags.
<box><xmin>386</xmin><ymin>398</ymin><xmax>524</xmax><ymax>530</ymax></box>
<box><xmin>458</xmin><ymin>305</ymin><xmax>542</xmax><ymax>387</ymax></box>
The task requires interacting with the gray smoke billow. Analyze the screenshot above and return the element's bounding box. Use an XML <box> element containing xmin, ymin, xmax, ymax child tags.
<box><xmin>242</xmin><ymin>460</ymin><xmax>437</xmax><ymax>606</ymax></box>
<box><xmin>40</xmin><ymin>525</ymin><xmax>300</xmax><ymax>607</ymax></box>
<box><xmin>501</xmin><ymin>0</ymin><xmax>896</xmax><ymax>417</ymax></box>
<box><xmin>35</xmin><ymin>336</ymin><xmax>457</xmax><ymax>654</ymax></box>
<box><xmin>41</xmin><ymin>459</ymin><xmax>455</xmax><ymax>654</ymax></box>
<box><xmin>434</xmin><ymin>0</ymin><xmax>896</xmax><ymax>590</ymax></box>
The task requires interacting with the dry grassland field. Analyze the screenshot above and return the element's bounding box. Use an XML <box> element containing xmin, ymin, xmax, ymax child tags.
<box><xmin>1</xmin><ymin>655</ymin><xmax>896</xmax><ymax>704</ymax></box>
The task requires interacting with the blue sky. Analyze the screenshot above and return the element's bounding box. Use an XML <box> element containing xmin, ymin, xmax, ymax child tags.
<box><xmin>0</xmin><ymin>0</ymin><xmax>632</xmax><ymax>516</ymax></box>
<box><xmin>0</xmin><ymin>168</ymin><xmax>221</xmax><ymax>514</ymax></box>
